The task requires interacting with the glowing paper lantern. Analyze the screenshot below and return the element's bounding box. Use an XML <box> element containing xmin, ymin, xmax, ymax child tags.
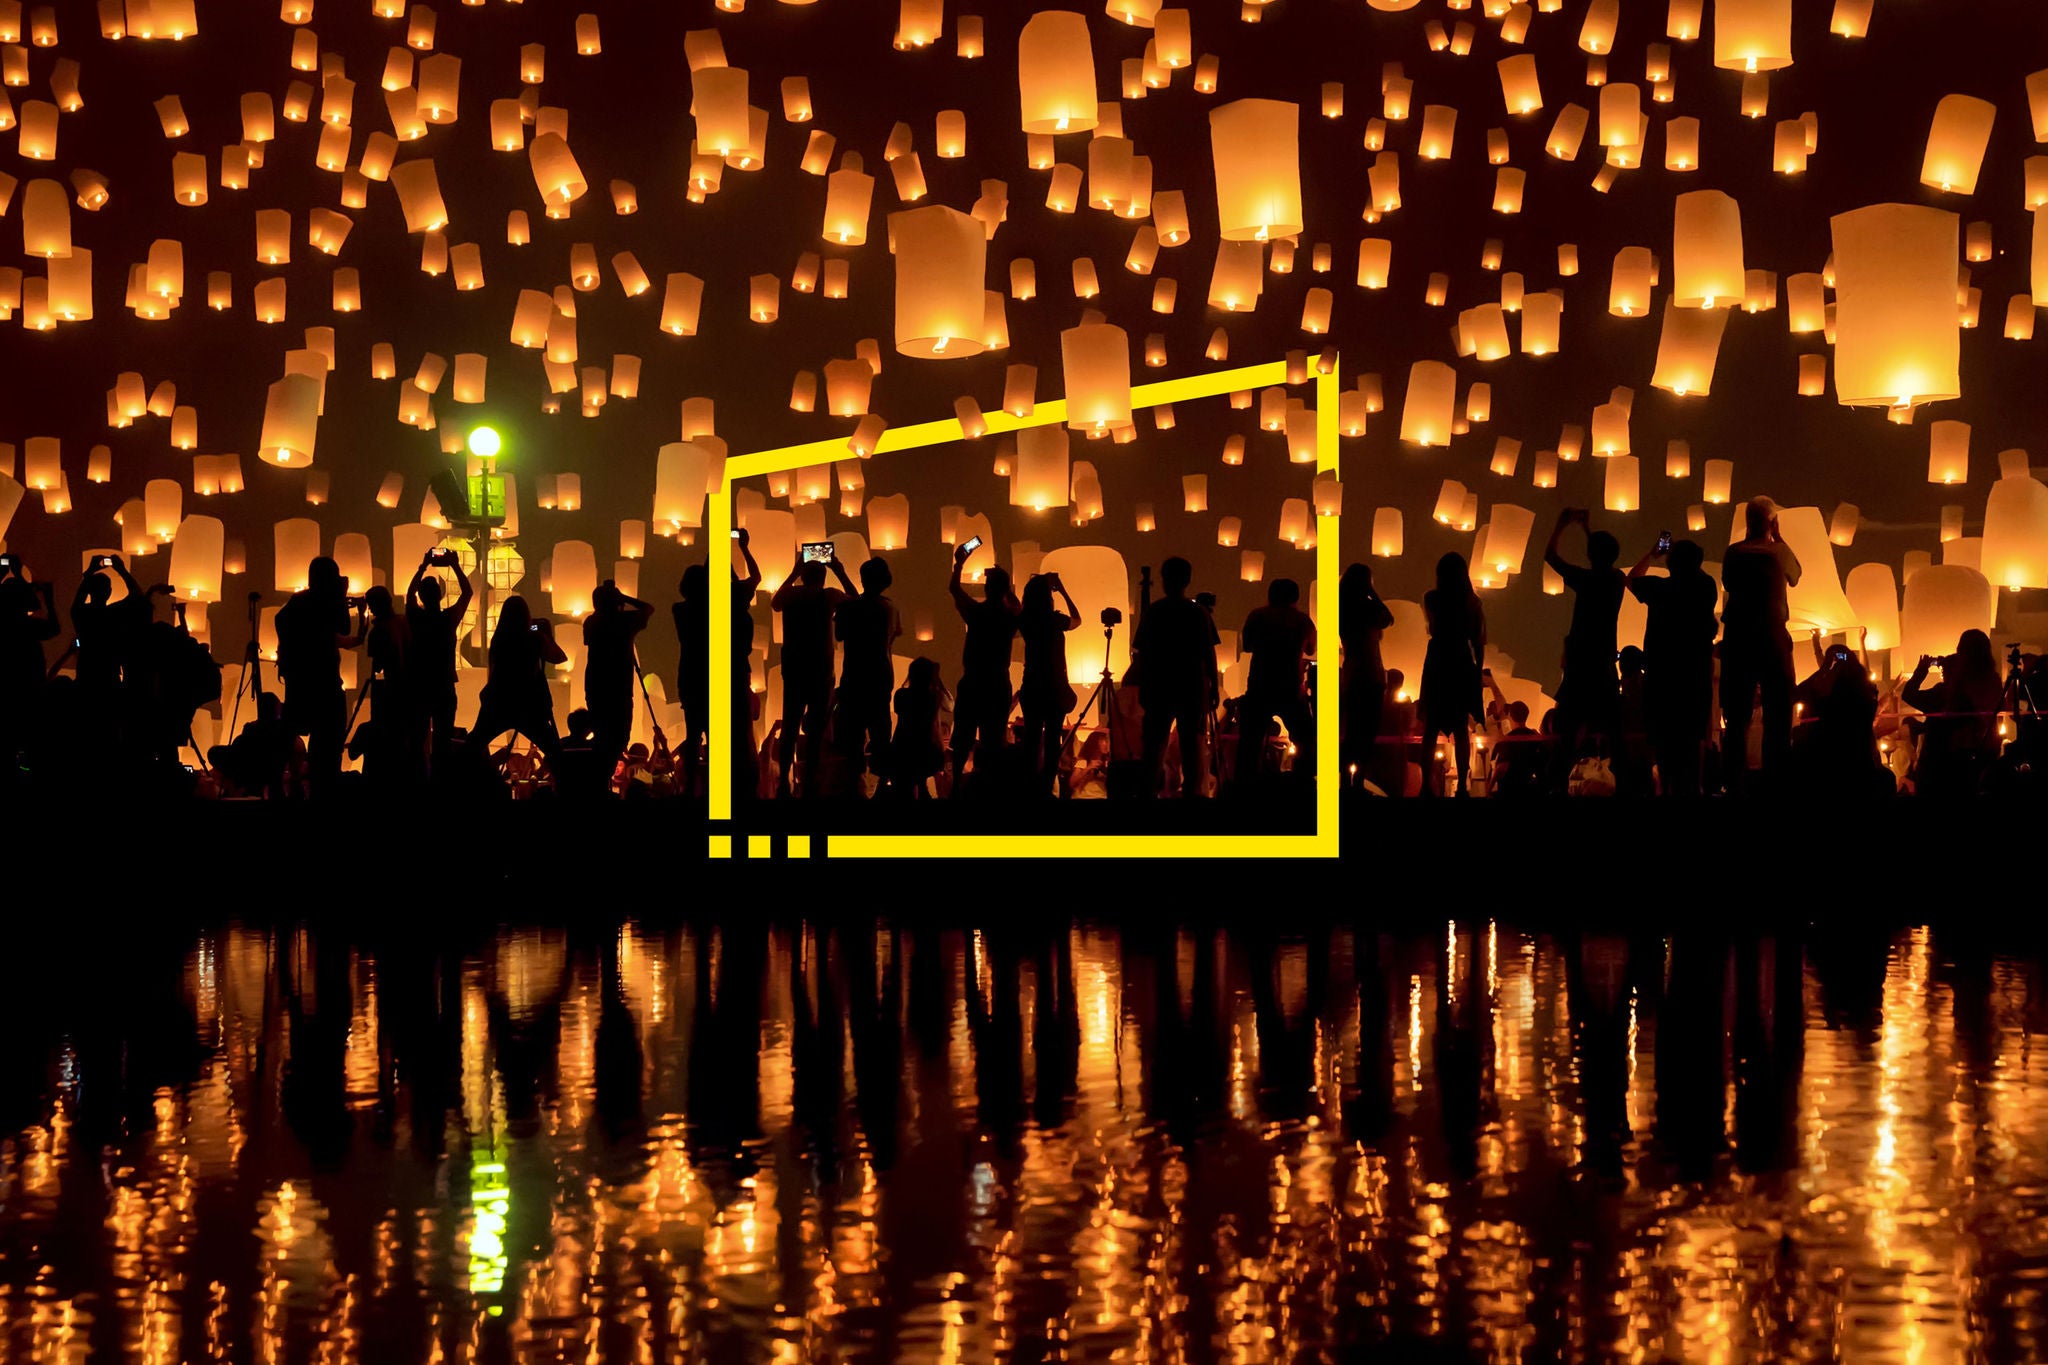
<box><xmin>1673</xmin><ymin>190</ymin><xmax>1743</xmax><ymax>307</ymax></box>
<box><xmin>389</xmin><ymin>159</ymin><xmax>448</xmax><ymax>232</ymax></box>
<box><xmin>1604</xmin><ymin>455</ymin><xmax>1640</xmax><ymax>511</ymax></box>
<box><xmin>1498</xmin><ymin>54</ymin><xmax>1541</xmax><ymax>115</ymax></box>
<box><xmin>1210</xmin><ymin>99</ymin><xmax>1302</xmax><ymax>241</ymax></box>
<box><xmin>273</xmin><ymin>518</ymin><xmax>320</xmax><ymax>592</ymax></box>
<box><xmin>258</xmin><ymin>374</ymin><xmax>319</xmax><ymax>466</ymax></box>
<box><xmin>1919</xmin><ymin>95</ymin><xmax>1995</xmax><ymax>195</ymax></box>
<box><xmin>1012</xmin><ymin>425</ymin><xmax>1070</xmax><ymax>510</ymax></box>
<box><xmin>1897</xmin><ymin>564</ymin><xmax>1994</xmax><ymax>665</ymax></box>
<box><xmin>1702</xmin><ymin>458</ymin><xmax>1734</xmax><ymax>503</ymax></box>
<box><xmin>1040</xmin><ymin>547</ymin><xmax>1129</xmax><ymax>683</ymax></box>
<box><xmin>1983</xmin><ymin>474</ymin><xmax>2048</xmax><ymax>589</ymax></box>
<box><xmin>1018</xmin><ymin>12</ymin><xmax>1098</xmax><ymax>134</ymax></box>
<box><xmin>653</xmin><ymin>442</ymin><xmax>720</xmax><ymax>531</ymax></box>
<box><xmin>1844</xmin><ymin>562</ymin><xmax>1899</xmax><ymax>649</ymax></box>
<box><xmin>1650</xmin><ymin>301</ymin><xmax>1729</xmax><ymax>395</ymax></box>
<box><xmin>1062</xmin><ymin>323</ymin><xmax>1131</xmax><ymax>432</ymax></box>
<box><xmin>1928</xmin><ymin>420</ymin><xmax>1969</xmax><ymax>485</ymax></box>
<box><xmin>1830</xmin><ymin>204</ymin><xmax>1959</xmax><ymax>409</ymax></box>
<box><xmin>1713</xmin><ymin>0</ymin><xmax>1791</xmax><ymax>72</ymax></box>
<box><xmin>1829</xmin><ymin>503</ymin><xmax>1860</xmax><ymax>545</ymax></box>
<box><xmin>890</xmin><ymin>205</ymin><xmax>988</xmax><ymax>357</ymax></box>
<box><xmin>1399</xmin><ymin>361</ymin><xmax>1456</xmax><ymax>446</ymax></box>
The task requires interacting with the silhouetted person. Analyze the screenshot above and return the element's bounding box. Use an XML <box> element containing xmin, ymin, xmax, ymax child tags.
<box><xmin>0</xmin><ymin>558</ymin><xmax>59</xmax><ymax>783</ymax></box>
<box><xmin>360</xmin><ymin>584</ymin><xmax>413</xmax><ymax>785</ymax></box>
<box><xmin>214</xmin><ymin>690</ymin><xmax>293</xmax><ymax>798</ymax></box>
<box><xmin>1615</xmin><ymin>645</ymin><xmax>1652</xmax><ymax>795</ymax></box>
<box><xmin>1719</xmin><ymin>496</ymin><xmax>1802</xmax><ymax>792</ymax></box>
<box><xmin>583</xmin><ymin>579</ymin><xmax>654</xmax><ymax>775</ymax></box>
<box><xmin>732</xmin><ymin>530</ymin><xmax>763</xmax><ymax>803</ymax></box>
<box><xmin>1016</xmin><ymin>571</ymin><xmax>1081</xmax><ymax>796</ymax></box>
<box><xmin>948</xmin><ymin>546</ymin><xmax>1019</xmax><ymax>793</ymax></box>
<box><xmin>1904</xmin><ymin>627</ymin><xmax>2003</xmax><ymax>796</ymax></box>
<box><xmin>833</xmin><ymin>555</ymin><xmax>901</xmax><ymax>794</ymax></box>
<box><xmin>1377</xmin><ymin>668</ymin><xmax>1416</xmax><ymax>795</ymax></box>
<box><xmin>554</xmin><ymin>706</ymin><xmax>610</xmax><ymax>798</ymax></box>
<box><xmin>1238</xmin><ymin>577</ymin><xmax>1316</xmax><ymax>787</ymax></box>
<box><xmin>1797</xmin><ymin>634</ymin><xmax>1885</xmax><ymax>795</ymax></box>
<box><xmin>70</xmin><ymin>553</ymin><xmax>146</xmax><ymax>718</ymax></box>
<box><xmin>1627</xmin><ymin>535</ymin><xmax>1717</xmax><ymax>795</ymax></box>
<box><xmin>1135</xmin><ymin>556</ymin><xmax>1218</xmax><ymax>799</ymax></box>
<box><xmin>471</xmin><ymin>594</ymin><xmax>565</xmax><ymax>770</ymax></box>
<box><xmin>771</xmin><ymin>550</ymin><xmax>855</xmax><ymax>796</ymax></box>
<box><xmin>130</xmin><ymin>585</ymin><xmax>217</xmax><ymax>785</ymax></box>
<box><xmin>1339</xmin><ymin>562</ymin><xmax>1394</xmax><ymax>789</ymax></box>
<box><xmin>674</xmin><ymin>563</ymin><xmax>709</xmax><ymax>792</ymax></box>
<box><xmin>275</xmin><ymin>556</ymin><xmax>362</xmax><ymax>794</ymax></box>
<box><xmin>1486</xmin><ymin>692</ymin><xmax>1544</xmax><ymax>797</ymax></box>
<box><xmin>1420</xmin><ymin>553</ymin><xmax>1485</xmax><ymax>796</ymax></box>
<box><xmin>888</xmin><ymin>657</ymin><xmax>949</xmax><ymax>799</ymax></box>
<box><xmin>1543</xmin><ymin>507</ymin><xmax>1625</xmax><ymax>770</ymax></box>
<box><xmin>405</xmin><ymin>548</ymin><xmax>471</xmax><ymax>769</ymax></box>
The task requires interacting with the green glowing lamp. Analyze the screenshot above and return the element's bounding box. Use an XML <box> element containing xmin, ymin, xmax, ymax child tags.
<box><xmin>467</xmin><ymin>425</ymin><xmax>502</xmax><ymax>460</ymax></box>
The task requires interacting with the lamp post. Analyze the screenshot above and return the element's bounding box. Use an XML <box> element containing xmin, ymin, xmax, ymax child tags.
<box><xmin>463</xmin><ymin>425</ymin><xmax>509</xmax><ymax>664</ymax></box>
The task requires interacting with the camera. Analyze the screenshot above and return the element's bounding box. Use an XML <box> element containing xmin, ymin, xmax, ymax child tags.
<box><xmin>1100</xmin><ymin>606</ymin><xmax>1123</xmax><ymax>627</ymax></box>
<box><xmin>1195</xmin><ymin>591</ymin><xmax>1217</xmax><ymax>611</ymax></box>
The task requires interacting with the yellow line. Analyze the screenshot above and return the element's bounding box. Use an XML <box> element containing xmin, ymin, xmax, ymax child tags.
<box><xmin>705</xmin><ymin>356</ymin><xmax>1338</xmax><ymax>857</ymax></box>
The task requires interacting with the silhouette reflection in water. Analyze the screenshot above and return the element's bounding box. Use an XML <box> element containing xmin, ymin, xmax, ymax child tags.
<box><xmin>2</xmin><ymin>918</ymin><xmax>2046</xmax><ymax>1363</ymax></box>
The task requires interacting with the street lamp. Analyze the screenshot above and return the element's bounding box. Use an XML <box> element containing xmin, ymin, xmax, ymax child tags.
<box><xmin>467</xmin><ymin>424</ymin><xmax>502</xmax><ymax>459</ymax></box>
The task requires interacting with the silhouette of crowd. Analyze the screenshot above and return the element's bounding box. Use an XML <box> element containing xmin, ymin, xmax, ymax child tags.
<box><xmin>0</xmin><ymin>492</ymin><xmax>2040</xmax><ymax>804</ymax></box>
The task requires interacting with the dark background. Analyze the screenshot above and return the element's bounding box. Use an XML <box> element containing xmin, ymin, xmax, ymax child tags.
<box><xmin>5</xmin><ymin>0</ymin><xmax>2046</xmax><ymax>696</ymax></box>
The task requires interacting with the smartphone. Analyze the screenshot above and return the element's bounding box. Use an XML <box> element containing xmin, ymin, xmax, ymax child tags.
<box><xmin>1655</xmin><ymin>530</ymin><xmax>1673</xmax><ymax>554</ymax></box>
<box><xmin>530</xmin><ymin>623</ymin><xmax>542</xmax><ymax>633</ymax></box>
<box><xmin>960</xmin><ymin>535</ymin><xmax>984</xmax><ymax>556</ymax></box>
<box><xmin>800</xmin><ymin>541</ymin><xmax>835</xmax><ymax>564</ymax></box>
<box><xmin>730</xmin><ymin>529</ymin><xmax>741</xmax><ymax>540</ymax></box>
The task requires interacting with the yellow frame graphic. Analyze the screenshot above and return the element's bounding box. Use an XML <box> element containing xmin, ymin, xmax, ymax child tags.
<box><xmin>705</xmin><ymin>358</ymin><xmax>1341</xmax><ymax>858</ymax></box>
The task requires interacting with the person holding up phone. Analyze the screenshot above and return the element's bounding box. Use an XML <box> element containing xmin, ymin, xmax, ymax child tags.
<box><xmin>834</xmin><ymin>555</ymin><xmax>902</xmax><ymax>794</ymax></box>
<box><xmin>1016</xmin><ymin>570</ymin><xmax>1082</xmax><ymax>796</ymax></box>
<box><xmin>71</xmin><ymin>552</ymin><xmax>147</xmax><ymax>706</ymax></box>
<box><xmin>583</xmin><ymin>579</ymin><xmax>656</xmax><ymax>783</ymax></box>
<box><xmin>1719</xmin><ymin>496</ymin><xmax>1803</xmax><ymax>793</ymax></box>
<box><xmin>405</xmin><ymin>547</ymin><xmax>472</xmax><ymax>770</ymax></box>
<box><xmin>770</xmin><ymin>540</ymin><xmax>856</xmax><ymax>797</ymax></box>
<box><xmin>1626</xmin><ymin>532</ymin><xmax>1718</xmax><ymax>795</ymax></box>
<box><xmin>1542</xmin><ymin>507</ymin><xmax>1626</xmax><ymax>785</ymax></box>
<box><xmin>948</xmin><ymin>539</ymin><xmax>1020</xmax><ymax>794</ymax></box>
<box><xmin>471</xmin><ymin>594</ymin><xmax>566</xmax><ymax>770</ymax></box>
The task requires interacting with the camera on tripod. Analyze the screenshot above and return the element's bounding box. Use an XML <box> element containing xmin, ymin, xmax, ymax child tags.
<box><xmin>1100</xmin><ymin>606</ymin><xmax>1123</xmax><ymax>628</ymax></box>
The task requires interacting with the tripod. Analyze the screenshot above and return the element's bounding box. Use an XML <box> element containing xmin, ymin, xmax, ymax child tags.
<box><xmin>1064</xmin><ymin>616</ymin><xmax>1121</xmax><ymax>788</ymax></box>
<box><xmin>225</xmin><ymin>591</ymin><xmax>265</xmax><ymax>740</ymax></box>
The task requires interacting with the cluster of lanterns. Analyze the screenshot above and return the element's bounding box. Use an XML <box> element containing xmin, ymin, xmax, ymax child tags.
<box><xmin>0</xmin><ymin>0</ymin><xmax>2042</xmax><ymax>749</ymax></box>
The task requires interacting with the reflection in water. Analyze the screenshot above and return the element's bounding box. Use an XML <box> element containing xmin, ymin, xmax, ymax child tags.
<box><xmin>3</xmin><ymin>919</ymin><xmax>2048</xmax><ymax>1362</ymax></box>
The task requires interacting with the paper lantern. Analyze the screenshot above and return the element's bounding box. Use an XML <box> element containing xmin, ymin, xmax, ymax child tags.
<box><xmin>1462</xmin><ymin>305</ymin><xmax>1511</xmax><ymax>360</ymax></box>
<box><xmin>273</xmin><ymin>517</ymin><xmax>320</xmax><ymax>592</ymax></box>
<box><xmin>1546</xmin><ymin>104</ymin><xmax>1589</xmax><ymax>159</ymax></box>
<box><xmin>1419</xmin><ymin>104</ymin><xmax>1456</xmax><ymax>160</ymax></box>
<box><xmin>257</xmin><ymin>374</ymin><xmax>319</xmax><ymax>466</ymax></box>
<box><xmin>1209</xmin><ymin>99</ymin><xmax>1302</xmax><ymax>241</ymax></box>
<box><xmin>1831</xmin><ymin>204</ymin><xmax>1960</xmax><ymax>408</ymax></box>
<box><xmin>1844</xmin><ymin>562</ymin><xmax>1899</xmax><ymax>649</ymax></box>
<box><xmin>1897</xmin><ymin>564</ymin><xmax>1994</xmax><ymax>665</ymax></box>
<box><xmin>1591</xmin><ymin>402</ymin><xmax>1630</xmax><ymax>455</ymax></box>
<box><xmin>1702</xmin><ymin>458</ymin><xmax>1734</xmax><ymax>503</ymax></box>
<box><xmin>1533</xmin><ymin>450</ymin><xmax>1559</xmax><ymax>488</ymax></box>
<box><xmin>1520</xmin><ymin>292</ymin><xmax>1563</xmax><ymax>354</ymax></box>
<box><xmin>1650</xmin><ymin>301</ymin><xmax>1728</xmax><ymax>395</ymax></box>
<box><xmin>1983</xmin><ymin>474</ymin><xmax>2048</xmax><ymax>589</ymax></box>
<box><xmin>1241</xmin><ymin>551</ymin><xmax>1265</xmax><ymax>583</ymax></box>
<box><xmin>1672</xmin><ymin>190</ymin><xmax>1743</xmax><ymax>307</ymax></box>
<box><xmin>1830</xmin><ymin>0</ymin><xmax>1871</xmax><ymax>37</ymax></box>
<box><xmin>1601</xmin><ymin>456</ymin><xmax>1640</xmax><ymax>512</ymax></box>
<box><xmin>550</xmin><ymin>541</ymin><xmax>597</xmax><ymax>619</ymax></box>
<box><xmin>1598</xmin><ymin>83</ymin><xmax>1639</xmax><ymax>146</ymax></box>
<box><xmin>1181</xmin><ymin>474</ymin><xmax>1208</xmax><ymax>513</ymax></box>
<box><xmin>1609</xmin><ymin>246</ymin><xmax>1653</xmax><ymax>315</ymax></box>
<box><xmin>2005</xmin><ymin>296</ymin><xmax>2035</xmax><ymax>340</ymax></box>
<box><xmin>1056</xmin><ymin>323</ymin><xmax>1132</xmax><ymax>434</ymax></box>
<box><xmin>1400</xmin><ymin>361</ymin><xmax>1456</xmax><ymax>446</ymax></box>
<box><xmin>389</xmin><ymin>159</ymin><xmax>447</xmax><ymax>232</ymax></box>
<box><xmin>1828</xmin><ymin>503</ymin><xmax>1860</xmax><ymax>546</ymax></box>
<box><xmin>1367</xmin><ymin>152</ymin><xmax>1401</xmax><ymax>211</ymax></box>
<box><xmin>1713</xmin><ymin>0</ymin><xmax>1791</xmax><ymax>72</ymax></box>
<box><xmin>823</xmin><ymin>164</ymin><xmax>875</xmax><ymax>244</ymax></box>
<box><xmin>653</xmin><ymin>442</ymin><xmax>719</xmax><ymax>531</ymax></box>
<box><xmin>1036</xmin><ymin>547</ymin><xmax>1128</xmax><ymax>682</ymax></box>
<box><xmin>1207</xmin><ymin>240</ymin><xmax>1264</xmax><ymax>310</ymax></box>
<box><xmin>1432</xmin><ymin>479</ymin><xmax>1468</xmax><ymax>525</ymax></box>
<box><xmin>1928</xmin><ymin>420</ymin><xmax>1969</xmax><ymax>485</ymax></box>
<box><xmin>1920</xmin><ymin>95</ymin><xmax>1996</xmax><ymax>195</ymax></box>
<box><xmin>1012</xmin><ymin>425</ymin><xmax>1069</xmax><ymax>510</ymax></box>
<box><xmin>168</xmin><ymin>514</ymin><xmax>223</xmax><ymax>602</ymax></box>
<box><xmin>660</xmin><ymin>273</ymin><xmax>705</xmax><ymax>336</ymax></box>
<box><xmin>890</xmin><ymin>205</ymin><xmax>987</xmax><ymax>357</ymax></box>
<box><xmin>1018</xmin><ymin>12</ymin><xmax>1098</xmax><ymax>134</ymax></box>
<box><xmin>1498</xmin><ymin>53</ymin><xmax>1542</xmax><ymax>115</ymax></box>
<box><xmin>1940</xmin><ymin>507</ymin><xmax>1964</xmax><ymax>543</ymax></box>
<box><xmin>21</xmin><ymin>178</ymin><xmax>69</xmax><ymax>258</ymax></box>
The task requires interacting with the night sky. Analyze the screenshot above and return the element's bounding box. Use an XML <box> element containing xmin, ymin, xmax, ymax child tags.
<box><xmin>4</xmin><ymin>0</ymin><xmax>2045</xmax><ymax>699</ymax></box>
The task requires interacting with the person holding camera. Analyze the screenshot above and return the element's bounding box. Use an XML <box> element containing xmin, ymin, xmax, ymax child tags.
<box><xmin>584</xmin><ymin>579</ymin><xmax>655</xmax><ymax>782</ymax></box>
<box><xmin>834</xmin><ymin>556</ymin><xmax>902</xmax><ymax>795</ymax></box>
<box><xmin>71</xmin><ymin>552</ymin><xmax>147</xmax><ymax>707</ymax></box>
<box><xmin>0</xmin><ymin>556</ymin><xmax>59</xmax><ymax>785</ymax></box>
<box><xmin>360</xmin><ymin>584</ymin><xmax>413</xmax><ymax>786</ymax></box>
<box><xmin>276</xmin><ymin>556</ymin><xmax>364</xmax><ymax>795</ymax></box>
<box><xmin>771</xmin><ymin>545</ymin><xmax>856</xmax><ymax>798</ymax></box>
<box><xmin>1626</xmin><ymin>534</ymin><xmax>1717</xmax><ymax>796</ymax></box>
<box><xmin>1016</xmin><ymin>571</ymin><xmax>1082</xmax><ymax>797</ymax></box>
<box><xmin>1718</xmin><ymin>497</ymin><xmax>1803</xmax><ymax>793</ymax></box>
<box><xmin>1543</xmin><ymin>507</ymin><xmax>1626</xmax><ymax>780</ymax></box>
<box><xmin>948</xmin><ymin>543</ymin><xmax>1020</xmax><ymax>794</ymax></box>
<box><xmin>471</xmin><ymin>594</ymin><xmax>566</xmax><ymax>772</ymax></box>
<box><xmin>406</xmin><ymin>548</ymin><xmax>473</xmax><ymax>771</ymax></box>
<box><xmin>1903</xmin><ymin>629</ymin><xmax>2004</xmax><ymax>796</ymax></box>
<box><xmin>1135</xmin><ymin>556</ymin><xmax>1218</xmax><ymax>798</ymax></box>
